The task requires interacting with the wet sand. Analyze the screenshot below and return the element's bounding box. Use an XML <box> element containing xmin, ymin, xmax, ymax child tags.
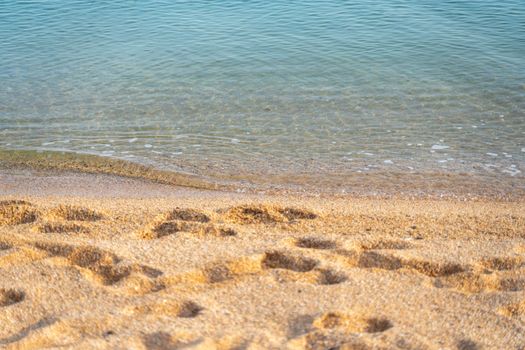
<box><xmin>1</xmin><ymin>149</ymin><xmax>524</xmax><ymax>199</ymax></box>
<box><xmin>0</xmin><ymin>170</ymin><xmax>524</xmax><ymax>349</ymax></box>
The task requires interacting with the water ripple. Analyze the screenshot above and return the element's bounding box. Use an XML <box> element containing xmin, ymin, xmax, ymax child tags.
<box><xmin>0</xmin><ymin>0</ymin><xmax>524</xmax><ymax>180</ymax></box>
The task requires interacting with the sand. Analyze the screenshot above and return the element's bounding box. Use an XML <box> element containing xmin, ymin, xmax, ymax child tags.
<box><xmin>0</xmin><ymin>171</ymin><xmax>524</xmax><ymax>349</ymax></box>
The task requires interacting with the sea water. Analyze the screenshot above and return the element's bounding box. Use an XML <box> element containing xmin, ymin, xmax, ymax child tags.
<box><xmin>1</xmin><ymin>1</ymin><xmax>524</xmax><ymax>189</ymax></box>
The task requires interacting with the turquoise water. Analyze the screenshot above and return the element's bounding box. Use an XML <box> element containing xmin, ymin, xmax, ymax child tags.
<box><xmin>1</xmin><ymin>1</ymin><xmax>524</xmax><ymax>185</ymax></box>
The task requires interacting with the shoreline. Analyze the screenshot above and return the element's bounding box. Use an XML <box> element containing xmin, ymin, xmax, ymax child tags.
<box><xmin>1</xmin><ymin>149</ymin><xmax>524</xmax><ymax>201</ymax></box>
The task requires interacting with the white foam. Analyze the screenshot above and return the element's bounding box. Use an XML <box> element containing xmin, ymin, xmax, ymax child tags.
<box><xmin>144</xmin><ymin>144</ymin><xmax>153</xmax><ymax>148</ymax></box>
<box><xmin>503</xmin><ymin>168</ymin><xmax>521</xmax><ymax>176</ymax></box>
<box><xmin>128</xmin><ymin>138</ymin><xmax>138</xmax><ymax>143</ymax></box>
<box><xmin>231</xmin><ymin>138</ymin><xmax>240</xmax><ymax>144</ymax></box>
<box><xmin>486</xmin><ymin>153</ymin><xmax>498</xmax><ymax>157</ymax></box>
<box><xmin>431</xmin><ymin>145</ymin><xmax>449</xmax><ymax>150</ymax></box>
<box><xmin>383</xmin><ymin>160</ymin><xmax>393</xmax><ymax>164</ymax></box>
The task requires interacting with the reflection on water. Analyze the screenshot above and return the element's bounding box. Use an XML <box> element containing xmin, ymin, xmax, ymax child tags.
<box><xmin>0</xmin><ymin>0</ymin><xmax>524</xmax><ymax>184</ymax></box>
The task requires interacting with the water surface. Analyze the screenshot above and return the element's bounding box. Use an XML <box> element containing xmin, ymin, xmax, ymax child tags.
<box><xmin>1</xmin><ymin>1</ymin><xmax>524</xmax><ymax>191</ymax></box>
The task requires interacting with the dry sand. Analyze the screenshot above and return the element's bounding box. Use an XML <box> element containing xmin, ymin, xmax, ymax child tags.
<box><xmin>0</xmin><ymin>171</ymin><xmax>524</xmax><ymax>349</ymax></box>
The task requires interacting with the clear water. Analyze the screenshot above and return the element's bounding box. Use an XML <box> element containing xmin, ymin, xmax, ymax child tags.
<box><xmin>1</xmin><ymin>1</ymin><xmax>524</xmax><ymax>186</ymax></box>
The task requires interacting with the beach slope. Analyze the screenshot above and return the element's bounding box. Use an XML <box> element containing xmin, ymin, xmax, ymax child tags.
<box><xmin>0</xmin><ymin>172</ymin><xmax>524</xmax><ymax>349</ymax></box>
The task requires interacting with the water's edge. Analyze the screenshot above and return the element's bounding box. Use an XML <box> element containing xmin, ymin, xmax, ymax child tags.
<box><xmin>0</xmin><ymin>149</ymin><xmax>227</xmax><ymax>191</ymax></box>
<box><xmin>1</xmin><ymin>149</ymin><xmax>523</xmax><ymax>200</ymax></box>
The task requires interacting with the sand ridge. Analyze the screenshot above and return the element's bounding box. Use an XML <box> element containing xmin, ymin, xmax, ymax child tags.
<box><xmin>0</xmin><ymin>194</ymin><xmax>524</xmax><ymax>349</ymax></box>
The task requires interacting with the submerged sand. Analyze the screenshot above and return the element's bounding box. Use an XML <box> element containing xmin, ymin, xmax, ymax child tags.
<box><xmin>0</xmin><ymin>171</ymin><xmax>524</xmax><ymax>349</ymax></box>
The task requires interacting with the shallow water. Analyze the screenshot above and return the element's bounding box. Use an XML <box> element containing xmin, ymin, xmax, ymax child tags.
<box><xmin>1</xmin><ymin>1</ymin><xmax>524</xmax><ymax>188</ymax></box>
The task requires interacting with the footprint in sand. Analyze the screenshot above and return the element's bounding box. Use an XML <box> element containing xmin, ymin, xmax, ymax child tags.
<box><xmin>127</xmin><ymin>300</ymin><xmax>202</xmax><ymax>318</ymax></box>
<box><xmin>433</xmin><ymin>255</ymin><xmax>525</xmax><ymax>294</ymax></box>
<box><xmin>165</xmin><ymin>208</ymin><xmax>210</xmax><ymax>223</ymax></box>
<box><xmin>313</xmin><ymin>312</ymin><xmax>393</xmax><ymax>333</ymax></box>
<box><xmin>33</xmin><ymin>222</ymin><xmax>89</xmax><ymax>234</ymax></box>
<box><xmin>0</xmin><ymin>241</ymin><xmax>12</xmax><ymax>250</ymax></box>
<box><xmin>478</xmin><ymin>256</ymin><xmax>525</xmax><ymax>271</ymax></box>
<box><xmin>295</xmin><ymin>237</ymin><xmax>337</xmax><ymax>250</ymax></box>
<box><xmin>43</xmin><ymin>244</ymin><xmax>131</xmax><ymax>285</ymax></box>
<box><xmin>141</xmin><ymin>221</ymin><xmax>236</xmax><ymax>240</ymax></box>
<box><xmin>168</xmin><ymin>255</ymin><xmax>262</xmax><ymax>285</ymax></box>
<box><xmin>262</xmin><ymin>251</ymin><xmax>318</xmax><ymax>272</ymax></box>
<box><xmin>141</xmin><ymin>208</ymin><xmax>236</xmax><ymax>240</ymax></box>
<box><xmin>33</xmin><ymin>242</ymin><xmax>164</xmax><ymax>293</ymax></box>
<box><xmin>435</xmin><ymin>272</ymin><xmax>525</xmax><ymax>293</ymax></box>
<box><xmin>287</xmin><ymin>312</ymin><xmax>393</xmax><ymax>349</ymax></box>
<box><xmin>0</xmin><ymin>288</ymin><xmax>25</xmax><ymax>307</ymax></box>
<box><xmin>142</xmin><ymin>221</ymin><xmax>188</xmax><ymax>239</ymax></box>
<box><xmin>0</xmin><ymin>200</ymin><xmax>38</xmax><ymax>226</ymax></box>
<box><xmin>167</xmin><ymin>252</ymin><xmax>346</xmax><ymax>287</ymax></box>
<box><xmin>341</xmin><ymin>249</ymin><xmax>524</xmax><ymax>293</ymax></box>
<box><xmin>221</xmin><ymin>205</ymin><xmax>317</xmax><ymax>224</ymax></box>
<box><xmin>47</xmin><ymin>205</ymin><xmax>102</xmax><ymax>222</ymax></box>
<box><xmin>314</xmin><ymin>269</ymin><xmax>347</xmax><ymax>285</ymax></box>
<box><xmin>341</xmin><ymin>249</ymin><xmax>466</xmax><ymax>278</ymax></box>
<box><xmin>457</xmin><ymin>339</ymin><xmax>480</xmax><ymax>350</ymax></box>
<box><xmin>262</xmin><ymin>251</ymin><xmax>346</xmax><ymax>285</ymax></box>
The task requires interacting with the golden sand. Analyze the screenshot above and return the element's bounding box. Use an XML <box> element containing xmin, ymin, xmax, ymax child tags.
<box><xmin>0</xmin><ymin>171</ymin><xmax>524</xmax><ymax>349</ymax></box>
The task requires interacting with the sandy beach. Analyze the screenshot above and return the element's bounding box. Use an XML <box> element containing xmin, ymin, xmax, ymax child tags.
<box><xmin>0</xmin><ymin>170</ymin><xmax>524</xmax><ymax>349</ymax></box>
<box><xmin>2</xmin><ymin>1</ymin><xmax>524</xmax><ymax>348</ymax></box>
